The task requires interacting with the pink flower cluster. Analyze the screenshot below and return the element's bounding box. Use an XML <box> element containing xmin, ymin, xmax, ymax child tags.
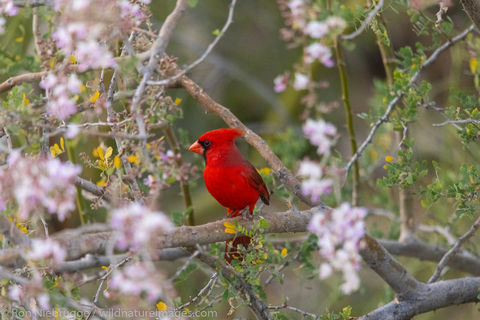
<box><xmin>27</xmin><ymin>238</ymin><xmax>66</xmax><ymax>265</ymax></box>
<box><xmin>51</xmin><ymin>0</ymin><xmax>150</xmax><ymax>71</ymax></box>
<box><xmin>110</xmin><ymin>203</ymin><xmax>175</xmax><ymax>251</ymax></box>
<box><xmin>0</xmin><ymin>152</ymin><xmax>81</xmax><ymax>221</ymax></box>
<box><xmin>303</xmin><ymin>119</ymin><xmax>337</xmax><ymax>155</ymax></box>
<box><xmin>274</xmin><ymin>2</ymin><xmax>347</xmax><ymax>92</ymax></box>
<box><xmin>0</xmin><ymin>0</ymin><xmax>18</xmax><ymax>34</ymax></box>
<box><xmin>297</xmin><ymin>159</ymin><xmax>333</xmax><ymax>203</ymax></box>
<box><xmin>308</xmin><ymin>203</ymin><xmax>367</xmax><ymax>294</ymax></box>
<box><xmin>9</xmin><ymin>276</ymin><xmax>50</xmax><ymax>311</ymax></box>
<box><xmin>109</xmin><ymin>262</ymin><xmax>163</xmax><ymax>302</ymax></box>
<box><xmin>40</xmin><ymin>73</ymin><xmax>81</xmax><ymax>120</ymax></box>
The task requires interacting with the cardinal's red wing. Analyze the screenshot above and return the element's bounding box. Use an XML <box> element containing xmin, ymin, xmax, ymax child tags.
<box><xmin>241</xmin><ymin>162</ymin><xmax>270</xmax><ymax>206</ymax></box>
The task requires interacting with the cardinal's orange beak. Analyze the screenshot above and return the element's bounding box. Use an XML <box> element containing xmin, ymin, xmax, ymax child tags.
<box><xmin>188</xmin><ymin>141</ymin><xmax>204</xmax><ymax>154</ymax></box>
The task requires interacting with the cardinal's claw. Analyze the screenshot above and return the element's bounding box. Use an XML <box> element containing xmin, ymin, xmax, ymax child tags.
<box><xmin>240</xmin><ymin>207</ymin><xmax>253</xmax><ymax>220</ymax></box>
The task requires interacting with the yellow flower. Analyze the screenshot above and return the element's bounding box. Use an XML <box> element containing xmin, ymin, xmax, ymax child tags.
<box><xmin>156</xmin><ymin>301</ymin><xmax>167</xmax><ymax>311</ymax></box>
<box><xmin>104</xmin><ymin>146</ymin><xmax>113</xmax><ymax>160</ymax></box>
<box><xmin>22</xmin><ymin>93</ymin><xmax>30</xmax><ymax>105</ymax></box>
<box><xmin>50</xmin><ymin>142</ymin><xmax>65</xmax><ymax>158</ymax></box>
<box><xmin>93</xmin><ymin>146</ymin><xmax>103</xmax><ymax>160</ymax></box>
<box><xmin>281</xmin><ymin>248</ymin><xmax>287</xmax><ymax>257</ymax></box>
<box><xmin>185</xmin><ymin>308</ymin><xmax>190</xmax><ymax>312</ymax></box>
<box><xmin>15</xmin><ymin>37</ymin><xmax>23</xmax><ymax>43</ymax></box>
<box><xmin>385</xmin><ymin>156</ymin><xmax>394</xmax><ymax>162</ymax></box>
<box><xmin>224</xmin><ymin>221</ymin><xmax>236</xmax><ymax>234</ymax></box>
<box><xmin>470</xmin><ymin>58</ymin><xmax>478</xmax><ymax>74</ymax></box>
<box><xmin>101</xmin><ymin>265</ymin><xmax>109</xmax><ymax>270</ymax></box>
<box><xmin>263</xmin><ymin>252</ymin><xmax>268</xmax><ymax>259</ymax></box>
<box><xmin>175</xmin><ymin>98</ymin><xmax>182</xmax><ymax>105</ymax></box>
<box><xmin>470</xmin><ymin>175</ymin><xmax>475</xmax><ymax>184</ymax></box>
<box><xmin>97</xmin><ymin>180</ymin><xmax>106</xmax><ymax>187</ymax></box>
<box><xmin>53</xmin><ymin>280</ymin><xmax>58</xmax><ymax>287</ymax></box>
<box><xmin>128</xmin><ymin>155</ymin><xmax>139</xmax><ymax>165</ymax></box>
<box><xmin>90</xmin><ymin>91</ymin><xmax>100</xmax><ymax>103</ymax></box>
<box><xmin>69</xmin><ymin>54</ymin><xmax>77</xmax><ymax>64</ymax></box>
<box><xmin>258</xmin><ymin>167</ymin><xmax>271</xmax><ymax>175</ymax></box>
<box><xmin>49</xmin><ymin>59</ymin><xmax>55</xmax><ymax>68</ymax></box>
<box><xmin>114</xmin><ymin>156</ymin><xmax>121</xmax><ymax>168</ymax></box>
<box><xmin>383</xmin><ymin>164</ymin><xmax>387</xmax><ymax>170</ymax></box>
<box><xmin>16</xmin><ymin>223</ymin><xmax>28</xmax><ymax>234</ymax></box>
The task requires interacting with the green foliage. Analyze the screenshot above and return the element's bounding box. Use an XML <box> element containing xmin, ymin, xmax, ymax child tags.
<box><xmin>378</xmin><ymin>139</ymin><xmax>428</xmax><ymax>188</ymax></box>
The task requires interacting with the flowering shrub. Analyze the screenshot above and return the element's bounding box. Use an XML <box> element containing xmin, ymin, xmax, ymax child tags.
<box><xmin>0</xmin><ymin>152</ymin><xmax>81</xmax><ymax>221</ymax></box>
<box><xmin>308</xmin><ymin>204</ymin><xmax>367</xmax><ymax>294</ymax></box>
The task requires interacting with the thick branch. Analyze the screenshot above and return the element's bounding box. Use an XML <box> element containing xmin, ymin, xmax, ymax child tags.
<box><xmin>379</xmin><ymin>238</ymin><xmax>480</xmax><ymax>276</ymax></box>
<box><xmin>359</xmin><ymin>277</ymin><xmax>480</xmax><ymax>320</ymax></box>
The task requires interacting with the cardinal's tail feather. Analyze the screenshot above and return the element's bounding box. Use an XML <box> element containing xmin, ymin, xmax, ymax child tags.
<box><xmin>224</xmin><ymin>236</ymin><xmax>252</xmax><ymax>264</ymax></box>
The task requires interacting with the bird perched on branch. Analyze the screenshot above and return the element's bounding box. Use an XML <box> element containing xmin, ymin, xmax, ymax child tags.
<box><xmin>189</xmin><ymin>128</ymin><xmax>270</xmax><ymax>263</ymax></box>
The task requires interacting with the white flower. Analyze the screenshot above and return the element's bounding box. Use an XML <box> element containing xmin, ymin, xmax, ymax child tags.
<box><xmin>305</xmin><ymin>21</ymin><xmax>329</xmax><ymax>38</ymax></box>
<box><xmin>293</xmin><ymin>73</ymin><xmax>309</xmax><ymax>90</ymax></box>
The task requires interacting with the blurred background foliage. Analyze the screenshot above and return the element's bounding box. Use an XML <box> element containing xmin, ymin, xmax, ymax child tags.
<box><xmin>1</xmin><ymin>0</ymin><xmax>480</xmax><ymax>318</ymax></box>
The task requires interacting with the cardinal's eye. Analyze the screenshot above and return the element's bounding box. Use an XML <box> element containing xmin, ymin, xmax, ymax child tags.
<box><xmin>203</xmin><ymin>140</ymin><xmax>211</xmax><ymax>148</ymax></box>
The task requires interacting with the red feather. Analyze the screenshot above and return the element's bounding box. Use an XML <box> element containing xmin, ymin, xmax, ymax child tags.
<box><xmin>189</xmin><ymin>128</ymin><xmax>270</xmax><ymax>263</ymax></box>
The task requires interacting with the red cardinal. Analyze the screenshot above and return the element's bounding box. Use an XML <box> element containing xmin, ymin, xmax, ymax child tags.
<box><xmin>189</xmin><ymin>128</ymin><xmax>270</xmax><ymax>263</ymax></box>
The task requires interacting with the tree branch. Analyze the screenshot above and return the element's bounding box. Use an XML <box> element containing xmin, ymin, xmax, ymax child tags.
<box><xmin>428</xmin><ymin>214</ymin><xmax>480</xmax><ymax>283</ymax></box>
<box><xmin>359</xmin><ymin>277</ymin><xmax>480</xmax><ymax>320</ymax></box>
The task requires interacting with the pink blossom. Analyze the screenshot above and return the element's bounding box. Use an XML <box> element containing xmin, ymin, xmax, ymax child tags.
<box><xmin>304</xmin><ymin>42</ymin><xmax>334</xmax><ymax>67</ymax></box>
<box><xmin>273</xmin><ymin>73</ymin><xmax>289</xmax><ymax>93</ymax></box>
<box><xmin>287</xmin><ymin>0</ymin><xmax>306</xmax><ymax>28</ymax></box>
<box><xmin>1</xmin><ymin>0</ymin><xmax>18</xmax><ymax>17</ymax></box>
<box><xmin>304</xmin><ymin>21</ymin><xmax>329</xmax><ymax>38</ymax></box>
<box><xmin>110</xmin><ymin>203</ymin><xmax>175</xmax><ymax>251</ymax></box>
<box><xmin>27</xmin><ymin>238</ymin><xmax>66</xmax><ymax>265</ymax></box>
<box><xmin>297</xmin><ymin>160</ymin><xmax>333</xmax><ymax>202</ymax></box>
<box><xmin>8</xmin><ymin>276</ymin><xmax>50</xmax><ymax>311</ymax></box>
<box><xmin>109</xmin><ymin>262</ymin><xmax>163</xmax><ymax>301</ymax></box>
<box><xmin>303</xmin><ymin>119</ymin><xmax>337</xmax><ymax>155</ymax></box>
<box><xmin>293</xmin><ymin>73</ymin><xmax>309</xmax><ymax>90</ymax></box>
<box><xmin>308</xmin><ymin>203</ymin><xmax>367</xmax><ymax>294</ymax></box>
<box><xmin>75</xmin><ymin>40</ymin><xmax>115</xmax><ymax>72</ymax></box>
<box><xmin>41</xmin><ymin>73</ymin><xmax>81</xmax><ymax>120</ymax></box>
<box><xmin>0</xmin><ymin>152</ymin><xmax>81</xmax><ymax>221</ymax></box>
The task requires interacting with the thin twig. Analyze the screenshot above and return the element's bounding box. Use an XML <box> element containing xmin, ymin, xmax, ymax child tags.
<box><xmin>175</xmin><ymin>273</ymin><xmax>218</xmax><ymax>311</ymax></box>
<box><xmin>148</xmin><ymin>0</ymin><xmax>237</xmax><ymax>87</ymax></box>
<box><xmin>267</xmin><ymin>303</ymin><xmax>320</xmax><ymax>320</ymax></box>
<box><xmin>433</xmin><ymin>118</ymin><xmax>480</xmax><ymax>126</ymax></box>
<box><xmin>428</xmin><ymin>215</ymin><xmax>480</xmax><ymax>283</ymax></box>
<box><xmin>345</xmin><ymin>25</ymin><xmax>474</xmax><ymax>174</ymax></box>
<box><xmin>341</xmin><ymin>0</ymin><xmax>384</xmax><ymax>40</ymax></box>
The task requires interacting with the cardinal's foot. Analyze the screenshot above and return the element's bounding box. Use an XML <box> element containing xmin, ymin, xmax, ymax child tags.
<box><xmin>240</xmin><ymin>207</ymin><xmax>253</xmax><ymax>220</ymax></box>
